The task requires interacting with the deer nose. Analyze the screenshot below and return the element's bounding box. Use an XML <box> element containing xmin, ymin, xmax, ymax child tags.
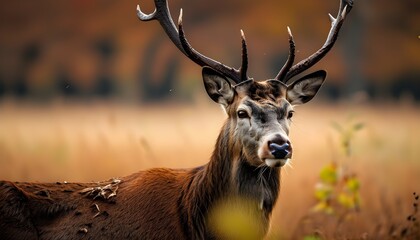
<box><xmin>268</xmin><ymin>137</ymin><xmax>291</xmax><ymax>159</ymax></box>
<box><xmin>269</xmin><ymin>142</ymin><xmax>291</xmax><ymax>159</ymax></box>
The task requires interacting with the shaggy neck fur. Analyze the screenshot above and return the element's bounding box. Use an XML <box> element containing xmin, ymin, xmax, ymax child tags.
<box><xmin>181</xmin><ymin>121</ymin><xmax>281</xmax><ymax>239</ymax></box>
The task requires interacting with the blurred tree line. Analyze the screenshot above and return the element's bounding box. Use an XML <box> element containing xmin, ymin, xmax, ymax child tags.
<box><xmin>0</xmin><ymin>0</ymin><xmax>418</xmax><ymax>102</ymax></box>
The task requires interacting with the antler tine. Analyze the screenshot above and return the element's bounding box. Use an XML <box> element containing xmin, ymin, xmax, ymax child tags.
<box><xmin>137</xmin><ymin>0</ymin><xmax>249</xmax><ymax>84</ymax></box>
<box><xmin>137</xmin><ymin>0</ymin><xmax>186</xmax><ymax>55</ymax></box>
<box><xmin>275</xmin><ymin>27</ymin><xmax>295</xmax><ymax>82</ymax></box>
<box><xmin>281</xmin><ymin>0</ymin><xmax>353</xmax><ymax>82</ymax></box>
<box><xmin>136</xmin><ymin>5</ymin><xmax>157</xmax><ymax>21</ymax></box>
<box><xmin>240</xmin><ymin>30</ymin><xmax>249</xmax><ymax>81</ymax></box>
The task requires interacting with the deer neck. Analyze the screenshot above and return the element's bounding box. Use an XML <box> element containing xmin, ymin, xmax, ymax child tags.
<box><xmin>182</xmin><ymin>121</ymin><xmax>281</xmax><ymax>238</ymax></box>
<box><xmin>198</xmin><ymin>121</ymin><xmax>235</xmax><ymax>200</ymax></box>
<box><xmin>234</xmin><ymin>157</ymin><xmax>281</xmax><ymax>214</ymax></box>
<box><xmin>190</xmin><ymin>120</ymin><xmax>281</xmax><ymax>214</ymax></box>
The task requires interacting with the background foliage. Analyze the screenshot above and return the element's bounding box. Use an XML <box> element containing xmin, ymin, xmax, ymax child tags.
<box><xmin>0</xmin><ymin>0</ymin><xmax>419</xmax><ymax>102</ymax></box>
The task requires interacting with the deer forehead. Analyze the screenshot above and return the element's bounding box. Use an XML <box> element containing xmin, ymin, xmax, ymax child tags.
<box><xmin>234</xmin><ymin>79</ymin><xmax>288</xmax><ymax>104</ymax></box>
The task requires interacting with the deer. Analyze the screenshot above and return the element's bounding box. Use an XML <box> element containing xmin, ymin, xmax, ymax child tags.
<box><xmin>0</xmin><ymin>0</ymin><xmax>353</xmax><ymax>239</ymax></box>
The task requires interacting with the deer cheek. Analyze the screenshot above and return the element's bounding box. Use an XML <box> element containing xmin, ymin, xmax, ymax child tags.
<box><xmin>241</xmin><ymin>136</ymin><xmax>261</xmax><ymax>163</ymax></box>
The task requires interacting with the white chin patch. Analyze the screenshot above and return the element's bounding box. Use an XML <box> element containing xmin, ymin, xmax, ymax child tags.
<box><xmin>265</xmin><ymin>158</ymin><xmax>289</xmax><ymax>168</ymax></box>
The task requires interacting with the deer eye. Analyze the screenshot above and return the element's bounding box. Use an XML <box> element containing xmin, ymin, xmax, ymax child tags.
<box><xmin>237</xmin><ymin>110</ymin><xmax>250</xmax><ymax>119</ymax></box>
<box><xmin>287</xmin><ymin>111</ymin><xmax>295</xmax><ymax>119</ymax></box>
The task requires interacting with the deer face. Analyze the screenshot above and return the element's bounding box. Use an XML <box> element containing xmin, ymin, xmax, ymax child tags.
<box><xmin>202</xmin><ymin>67</ymin><xmax>326</xmax><ymax>168</ymax></box>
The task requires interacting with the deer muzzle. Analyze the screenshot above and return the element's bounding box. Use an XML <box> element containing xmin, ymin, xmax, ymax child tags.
<box><xmin>259</xmin><ymin>134</ymin><xmax>293</xmax><ymax>168</ymax></box>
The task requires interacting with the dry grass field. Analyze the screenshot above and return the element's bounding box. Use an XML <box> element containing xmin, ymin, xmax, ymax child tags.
<box><xmin>1</xmin><ymin>100</ymin><xmax>419</xmax><ymax>239</ymax></box>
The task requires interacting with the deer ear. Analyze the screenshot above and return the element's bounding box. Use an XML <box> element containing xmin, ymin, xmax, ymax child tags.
<box><xmin>202</xmin><ymin>67</ymin><xmax>235</xmax><ymax>107</ymax></box>
<box><xmin>287</xmin><ymin>70</ymin><xmax>326</xmax><ymax>105</ymax></box>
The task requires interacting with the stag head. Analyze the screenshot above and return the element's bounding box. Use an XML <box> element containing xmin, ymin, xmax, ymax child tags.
<box><xmin>137</xmin><ymin>0</ymin><xmax>353</xmax><ymax>167</ymax></box>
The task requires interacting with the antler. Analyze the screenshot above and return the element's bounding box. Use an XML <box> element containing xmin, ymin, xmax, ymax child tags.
<box><xmin>276</xmin><ymin>0</ymin><xmax>353</xmax><ymax>83</ymax></box>
<box><xmin>137</xmin><ymin>0</ymin><xmax>249</xmax><ymax>83</ymax></box>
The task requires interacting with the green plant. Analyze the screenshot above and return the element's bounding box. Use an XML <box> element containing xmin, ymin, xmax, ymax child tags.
<box><xmin>313</xmin><ymin>118</ymin><xmax>363</xmax><ymax>215</ymax></box>
<box><xmin>313</xmin><ymin>163</ymin><xmax>361</xmax><ymax>215</ymax></box>
<box><xmin>296</xmin><ymin>117</ymin><xmax>364</xmax><ymax>239</ymax></box>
